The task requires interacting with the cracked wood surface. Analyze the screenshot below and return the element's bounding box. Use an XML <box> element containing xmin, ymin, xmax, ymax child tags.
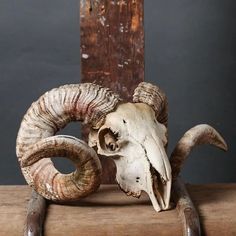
<box><xmin>1</xmin><ymin>184</ymin><xmax>236</xmax><ymax>236</ymax></box>
<box><xmin>80</xmin><ymin>0</ymin><xmax>144</xmax><ymax>183</ymax></box>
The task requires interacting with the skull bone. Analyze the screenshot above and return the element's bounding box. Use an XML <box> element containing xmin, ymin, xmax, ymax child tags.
<box><xmin>89</xmin><ymin>102</ymin><xmax>172</xmax><ymax>212</ymax></box>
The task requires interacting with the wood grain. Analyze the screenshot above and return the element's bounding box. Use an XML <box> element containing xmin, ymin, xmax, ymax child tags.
<box><xmin>80</xmin><ymin>0</ymin><xmax>144</xmax><ymax>183</ymax></box>
<box><xmin>80</xmin><ymin>0</ymin><xmax>144</xmax><ymax>101</ymax></box>
<box><xmin>1</xmin><ymin>184</ymin><xmax>236</xmax><ymax>236</ymax></box>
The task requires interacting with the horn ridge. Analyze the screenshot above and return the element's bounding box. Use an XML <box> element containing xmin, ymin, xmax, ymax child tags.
<box><xmin>20</xmin><ymin>135</ymin><xmax>102</xmax><ymax>201</ymax></box>
<box><xmin>133</xmin><ymin>82</ymin><xmax>168</xmax><ymax>127</ymax></box>
<box><xmin>16</xmin><ymin>83</ymin><xmax>120</xmax><ymax>201</ymax></box>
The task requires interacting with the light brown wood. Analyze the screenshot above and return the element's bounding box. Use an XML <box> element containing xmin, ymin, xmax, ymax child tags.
<box><xmin>0</xmin><ymin>184</ymin><xmax>236</xmax><ymax>236</ymax></box>
<box><xmin>188</xmin><ymin>184</ymin><xmax>236</xmax><ymax>236</ymax></box>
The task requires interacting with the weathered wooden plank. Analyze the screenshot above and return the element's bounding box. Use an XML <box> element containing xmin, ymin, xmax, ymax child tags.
<box><xmin>80</xmin><ymin>0</ymin><xmax>144</xmax><ymax>100</ymax></box>
<box><xmin>188</xmin><ymin>184</ymin><xmax>236</xmax><ymax>236</ymax></box>
<box><xmin>0</xmin><ymin>186</ymin><xmax>29</xmax><ymax>236</ymax></box>
<box><xmin>80</xmin><ymin>0</ymin><xmax>144</xmax><ymax>183</ymax></box>
<box><xmin>1</xmin><ymin>184</ymin><xmax>236</xmax><ymax>236</ymax></box>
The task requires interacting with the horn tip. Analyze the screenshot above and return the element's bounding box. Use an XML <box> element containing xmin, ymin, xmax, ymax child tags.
<box><xmin>196</xmin><ymin>124</ymin><xmax>228</xmax><ymax>152</ymax></box>
<box><xmin>218</xmin><ymin>139</ymin><xmax>228</xmax><ymax>152</ymax></box>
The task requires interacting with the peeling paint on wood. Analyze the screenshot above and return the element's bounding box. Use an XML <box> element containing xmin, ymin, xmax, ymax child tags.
<box><xmin>80</xmin><ymin>0</ymin><xmax>144</xmax><ymax>101</ymax></box>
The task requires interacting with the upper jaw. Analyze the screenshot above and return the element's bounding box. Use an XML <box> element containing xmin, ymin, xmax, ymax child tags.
<box><xmin>113</xmin><ymin>146</ymin><xmax>172</xmax><ymax>212</ymax></box>
<box><xmin>150</xmin><ymin>167</ymin><xmax>172</xmax><ymax>211</ymax></box>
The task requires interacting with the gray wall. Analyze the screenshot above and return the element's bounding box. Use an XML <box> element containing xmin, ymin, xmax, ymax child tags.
<box><xmin>0</xmin><ymin>0</ymin><xmax>235</xmax><ymax>184</ymax></box>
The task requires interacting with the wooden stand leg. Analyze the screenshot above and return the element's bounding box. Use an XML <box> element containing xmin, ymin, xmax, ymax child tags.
<box><xmin>24</xmin><ymin>190</ymin><xmax>47</xmax><ymax>236</ymax></box>
<box><xmin>172</xmin><ymin>178</ymin><xmax>201</xmax><ymax>236</ymax></box>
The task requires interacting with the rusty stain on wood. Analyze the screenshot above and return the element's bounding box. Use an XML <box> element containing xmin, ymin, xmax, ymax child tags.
<box><xmin>80</xmin><ymin>0</ymin><xmax>144</xmax><ymax>183</ymax></box>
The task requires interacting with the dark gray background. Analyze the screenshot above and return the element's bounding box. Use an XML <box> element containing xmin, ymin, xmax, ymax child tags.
<box><xmin>0</xmin><ymin>0</ymin><xmax>235</xmax><ymax>184</ymax></box>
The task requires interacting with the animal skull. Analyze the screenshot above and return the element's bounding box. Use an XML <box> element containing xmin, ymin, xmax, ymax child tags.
<box><xmin>89</xmin><ymin>102</ymin><xmax>171</xmax><ymax>212</ymax></box>
<box><xmin>16</xmin><ymin>82</ymin><xmax>227</xmax><ymax>212</ymax></box>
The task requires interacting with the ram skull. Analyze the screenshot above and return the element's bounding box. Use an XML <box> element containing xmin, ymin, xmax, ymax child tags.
<box><xmin>16</xmin><ymin>82</ymin><xmax>227</xmax><ymax>212</ymax></box>
<box><xmin>89</xmin><ymin>102</ymin><xmax>171</xmax><ymax>212</ymax></box>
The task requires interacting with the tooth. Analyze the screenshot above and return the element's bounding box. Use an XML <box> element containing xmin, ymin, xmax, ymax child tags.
<box><xmin>126</xmin><ymin>191</ymin><xmax>132</xmax><ymax>196</ymax></box>
<box><xmin>161</xmin><ymin>176</ymin><xmax>166</xmax><ymax>184</ymax></box>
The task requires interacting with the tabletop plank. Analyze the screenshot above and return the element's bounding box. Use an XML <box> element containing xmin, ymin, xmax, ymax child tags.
<box><xmin>0</xmin><ymin>184</ymin><xmax>236</xmax><ymax>236</ymax></box>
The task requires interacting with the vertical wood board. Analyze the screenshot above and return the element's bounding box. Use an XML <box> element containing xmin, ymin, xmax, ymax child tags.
<box><xmin>80</xmin><ymin>0</ymin><xmax>144</xmax><ymax>183</ymax></box>
<box><xmin>80</xmin><ymin>0</ymin><xmax>144</xmax><ymax>100</ymax></box>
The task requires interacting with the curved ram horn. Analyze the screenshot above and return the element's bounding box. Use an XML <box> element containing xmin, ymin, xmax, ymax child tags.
<box><xmin>16</xmin><ymin>83</ymin><xmax>120</xmax><ymax>201</ymax></box>
<box><xmin>170</xmin><ymin>124</ymin><xmax>228</xmax><ymax>180</ymax></box>
<box><xmin>20</xmin><ymin>135</ymin><xmax>101</xmax><ymax>201</ymax></box>
<box><xmin>133</xmin><ymin>82</ymin><xmax>168</xmax><ymax>127</ymax></box>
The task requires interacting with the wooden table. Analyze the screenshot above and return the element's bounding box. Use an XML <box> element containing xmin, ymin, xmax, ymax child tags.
<box><xmin>0</xmin><ymin>184</ymin><xmax>235</xmax><ymax>236</ymax></box>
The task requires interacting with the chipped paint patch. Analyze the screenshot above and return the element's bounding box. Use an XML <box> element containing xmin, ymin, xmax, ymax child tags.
<box><xmin>99</xmin><ymin>16</ymin><xmax>106</xmax><ymax>26</ymax></box>
<box><xmin>118</xmin><ymin>64</ymin><xmax>124</xmax><ymax>68</ymax></box>
<box><xmin>80</xmin><ymin>0</ymin><xmax>85</xmax><ymax>9</ymax></box>
<box><xmin>117</xmin><ymin>0</ymin><xmax>127</xmax><ymax>6</ymax></box>
<box><xmin>82</xmin><ymin>54</ymin><xmax>89</xmax><ymax>59</ymax></box>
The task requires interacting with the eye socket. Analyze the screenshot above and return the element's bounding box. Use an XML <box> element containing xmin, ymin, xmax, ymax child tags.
<box><xmin>98</xmin><ymin>128</ymin><xmax>119</xmax><ymax>152</ymax></box>
<box><xmin>106</xmin><ymin>142</ymin><xmax>118</xmax><ymax>151</ymax></box>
